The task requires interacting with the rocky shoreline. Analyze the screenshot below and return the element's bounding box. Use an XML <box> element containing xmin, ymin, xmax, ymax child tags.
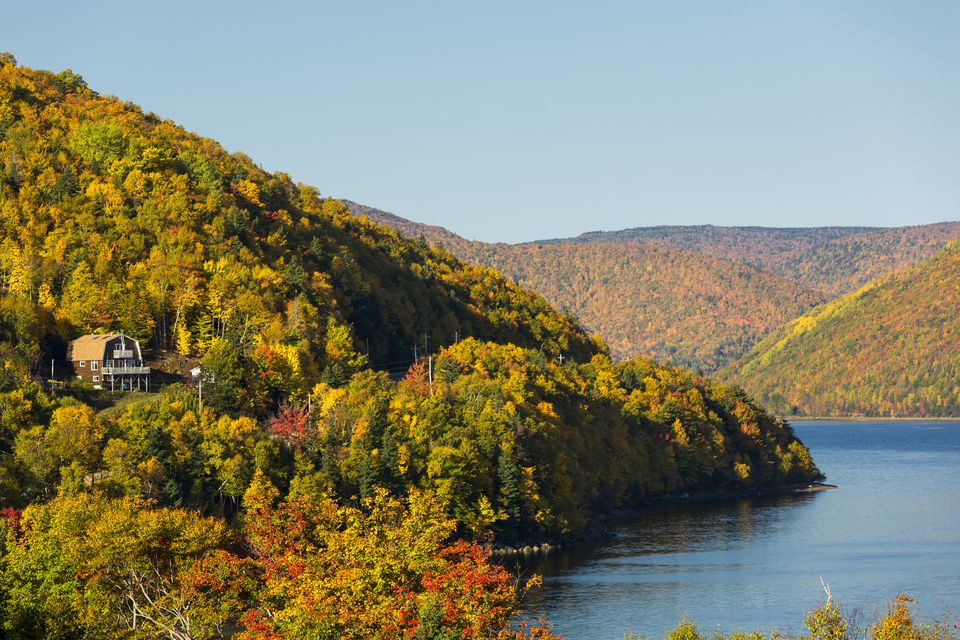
<box><xmin>490</xmin><ymin>481</ymin><xmax>836</xmax><ymax>558</ymax></box>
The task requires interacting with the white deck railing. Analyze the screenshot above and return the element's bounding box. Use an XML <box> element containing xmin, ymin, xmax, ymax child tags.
<box><xmin>102</xmin><ymin>366</ymin><xmax>150</xmax><ymax>375</ymax></box>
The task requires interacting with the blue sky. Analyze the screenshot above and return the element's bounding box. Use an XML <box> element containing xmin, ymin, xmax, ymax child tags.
<box><xmin>4</xmin><ymin>1</ymin><xmax>960</xmax><ymax>242</ymax></box>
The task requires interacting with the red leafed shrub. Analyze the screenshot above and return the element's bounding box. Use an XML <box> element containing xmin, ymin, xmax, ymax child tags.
<box><xmin>266</xmin><ymin>402</ymin><xmax>311</xmax><ymax>450</ymax></box>
<box><xmin>0</xmin><ymin>506</ymin><xmax>22</xmax><ymax>535</ymax></box>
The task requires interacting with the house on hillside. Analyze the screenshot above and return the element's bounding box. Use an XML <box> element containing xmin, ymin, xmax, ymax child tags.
<box><xmin>68</xmin><ymin>333</ymin><xmax>151</xmax><ymax>391</ymax></box>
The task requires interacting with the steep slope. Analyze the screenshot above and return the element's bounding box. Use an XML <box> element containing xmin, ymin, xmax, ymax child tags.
<box><xmin>721</xmin><ymin>242</ymin><xmax>960</xmax><ymax>417</ymax></box>
<box><xmin>344</xmin><ymin>200</ymin><xmax>473</xmax><ymax>254</ymax></box>
<box><xmin>551</xmin><ymin>222</ymin><xmax>960</xmax><ymax>297</ymax></box>
<box><xmin>774</xmin><ymin>223</ymin><xmax>960</xmax><ymax>296</ymax></box>
<box><xmin>348</xmin><ymin>202</ymin><xmax>825</xmax><ymax>372</ymax></box>
<box><xmin>0</xmin><ymin>54</ymin><xmax>599</xmax><ymax>388</ymax></box>
<box><xmin>452</xmin><ymin>243</ymin><xmax>823</xmax><ymax>373</ymax></box>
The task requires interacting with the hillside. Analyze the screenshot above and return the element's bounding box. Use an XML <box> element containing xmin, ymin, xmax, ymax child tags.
<box><xmin>721</xmin><ymin>242</ymin><xmax>960</xmax><ymax>417</ymax></box>
<box><xmin>0</xmin><ymin>56</ymin><xmax>600</xmax><ymax>386</ymax></box>
<box><xmin>348</xmin><ymin>203</ymin><xmax>826</xmax><ymax>372</ymax></box>
<box><xmin>0</xmin><ymin>50</ymin><xmax>821</xmax><ymax>550</ymax></box>
<box><xmin>344</xmin><ymin>200</ymin><xmax>473</xmax><ymax>255</ymax></box>
<box><xmin>352</xmin><ymin>203</ymin><xmax>960</xmax><ymax>373</ymax></box>
<box><xmin>449</xmin><ymin>242</ymin><xmax>823</xmax><ymax>373</ymax></box>
<box><xmin>552</xmin><ymin>222</ymin><xmax>960</xmax><ymax>297</ymax></box>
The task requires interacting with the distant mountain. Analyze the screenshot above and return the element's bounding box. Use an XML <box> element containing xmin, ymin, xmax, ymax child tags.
<box><xmin>347</xmin><ymin>202</ymin><xmax>960</xmax><ymax>373</ymax></box>
<box><xmin>721</xmin><ymin>242</ymin><xmax>960</xmax><ymax>417</ymax></box>
<box><xmin>549</xmin><ymin>222</ymin><xmax>960</xmax><ymax>297</ymax></box>
<box><xmin>346</xmin><ymin>203</ymin><xmax>827</xmax><ymax>372</ymax></box>
<box><xmin>343</xmin><ymin>201</ymin><xmax>472</xmax><ymax>254</ymax></box>
<box><xmin>445</xmin><ymin>242</ymin><xmax>823</xmax><ymax>374</ymax></box>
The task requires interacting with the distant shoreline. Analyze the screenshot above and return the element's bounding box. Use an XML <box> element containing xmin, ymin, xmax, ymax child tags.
<box><xmin>784</xmin><ymin>416</ymin><xmax>960</xmax><ymax>421</ymax></box>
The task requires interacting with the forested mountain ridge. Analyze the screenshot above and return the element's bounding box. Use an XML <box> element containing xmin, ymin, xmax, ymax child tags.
<box><xmin>345</xmin><ymin>203</ymin><xmax>828</xmax><ymax>372</ymax></box>
<box><xmin>344</xmin><ymin>200</ymin><xmax>474</xmax><ymax>255</ymax></box>
<box><xmin>548</xmin><ymin>221</ymin><xmax>960</xmax><ymax>297</ymax></box>
<box><xmin>439</xmin><ymin>241</ymin><xmax>823</xmax><ymax>373</ymax></box>
<box><xmin>351</xmin><ymin>203</ymin><xmax>959</xmax><ymax>373</ymax></box>
<box><xmin>722</xmin><ymin>242</ymin><xmax>960</xmax><ymax>417</ymax></box>
<box><xmin>0</xmin><ymin>55</ymin><xmax>822</xmax><ymax>637</ymax></box>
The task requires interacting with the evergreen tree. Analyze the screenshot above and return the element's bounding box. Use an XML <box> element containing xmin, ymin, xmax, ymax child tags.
<box><xmin>320</xmin><ymin>427</ymin><xmax>340</xmax><ymax>490</ymax></box>
<box><xmin>359</xmin><ymin>453</ymin><xmax>378</xmax><ymax>501</ymax></box>
<box><xmin>200</xmin><ymin>339</ymin><xmax>244</xmax><ymax>414</ymax></box>
<box><xmin>320</xmin><ymin>362</ymin><xmax>347</xmax><ymax>387</ymax></box>
<box><xmin>379</xmin><ymin>427</ymin><xmax>402</xmax><ymax>494</ymax></box>
<box><xmin>496</xmin><ymin>450</ymin><xmax>522</xmax><ymax>543</ymax></box>
<box><xmin>50</xmin><ymin>165</ymin><xmax>78</xmax><ymax>201</ymax></box>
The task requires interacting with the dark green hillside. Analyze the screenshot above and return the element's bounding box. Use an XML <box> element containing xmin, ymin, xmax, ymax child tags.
<box><xmin>722</xmin><ymin>242</ymin><xmax>960</xmax><ymax>417</ymax></box>
<box><xmin>344</xmin><ymin>199</ymin><xmax>473</xmax><ymax>255</ymax></box>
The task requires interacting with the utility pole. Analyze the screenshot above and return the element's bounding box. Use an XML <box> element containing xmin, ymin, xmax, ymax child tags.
<box><xmin>413</xmin><ymin>343</ymin><xmax>419</xmax><ymax>362</ymax></box>
<box><xmin>454</xmin><ymin>330</ymin><xmax>459</xmax><ymax>344</ymax></box>
<box><xmin>558</xmin><ymin>353</ymin><xmax>565</xmax><ymax>365</ymax></box>
<box><xmin>50</xmin><ymin>359</ymin><xmax>54</xmax><ymax>382</ymax></box>
<box><xmin>428</xmin><ymin>355</ymin><xmax>433</xmax><ymax>394</ymax></box>
<box><xmin>423</xmin><ymin>333</ymin><xmax>430</xmax><ymax>354</ymax></box>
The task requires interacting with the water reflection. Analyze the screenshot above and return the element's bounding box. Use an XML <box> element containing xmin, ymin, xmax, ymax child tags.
<box><xmin>515</xmin><ymin>422</ymin><xmax>960</xmax><ymax>640</ymax></box>
<box><xmin>515</xmin><ymin>492</ymin><xmax>826</xmax><ymax>638</ymax></box>
<box><xmin>528</xmin><ymin>492</ymin><xmax>819</xmax><ymax>572</ymax></box>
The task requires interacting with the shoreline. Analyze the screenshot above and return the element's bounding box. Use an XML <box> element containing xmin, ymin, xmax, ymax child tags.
<box><xmin>784</xmin><ymin>416</ymin><xmax>960</xmax><ymax>421</ymax></box>
<box><xmin>490</xmin><ymin>482</ymin><xmax>836</xmax><ymax>558</ymax></box>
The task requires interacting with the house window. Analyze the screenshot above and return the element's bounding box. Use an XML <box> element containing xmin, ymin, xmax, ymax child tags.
<box><xmin>92</xmin><ymin>376</ymin><xmax>100</xmax><ymax>382</ymax></box>
<box><xmin>79</xmin><ymin>361</ymin><xmax>86</xmax><ymax>367</ymax></box>
<box><xmin>90</xmin><ymin>361</ymin><xmax>99</xmax><ymax>371</ymax></box>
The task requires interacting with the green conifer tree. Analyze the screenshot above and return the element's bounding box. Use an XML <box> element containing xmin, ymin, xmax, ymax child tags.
<box><xmin>496</xmin><ymin>450</ymin><xmax>523</xmax><ymax>543</ymax></box>
<box><xmin>379</xmin><ymin>427</ymin><xmax>402</xmax><ymax>494</ymax></box>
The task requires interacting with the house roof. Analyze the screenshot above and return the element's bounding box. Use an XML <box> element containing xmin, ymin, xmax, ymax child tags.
<box><xmin>68</xmin><ymin>334</ymin><xmax>138</xmax><ymax>361</ymax></box>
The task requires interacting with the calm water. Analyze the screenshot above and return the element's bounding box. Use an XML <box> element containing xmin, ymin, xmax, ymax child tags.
<box><xmin>519</xmin><ymin>421</ymin><xmax>960</xmax><ymax>639</ymax></box>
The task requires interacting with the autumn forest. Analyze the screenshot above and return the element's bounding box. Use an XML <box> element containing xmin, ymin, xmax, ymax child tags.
<box><xmin>0</xmin><ymin>55</ymin><xmax>834</xmax><ymax>638</ymax></box>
